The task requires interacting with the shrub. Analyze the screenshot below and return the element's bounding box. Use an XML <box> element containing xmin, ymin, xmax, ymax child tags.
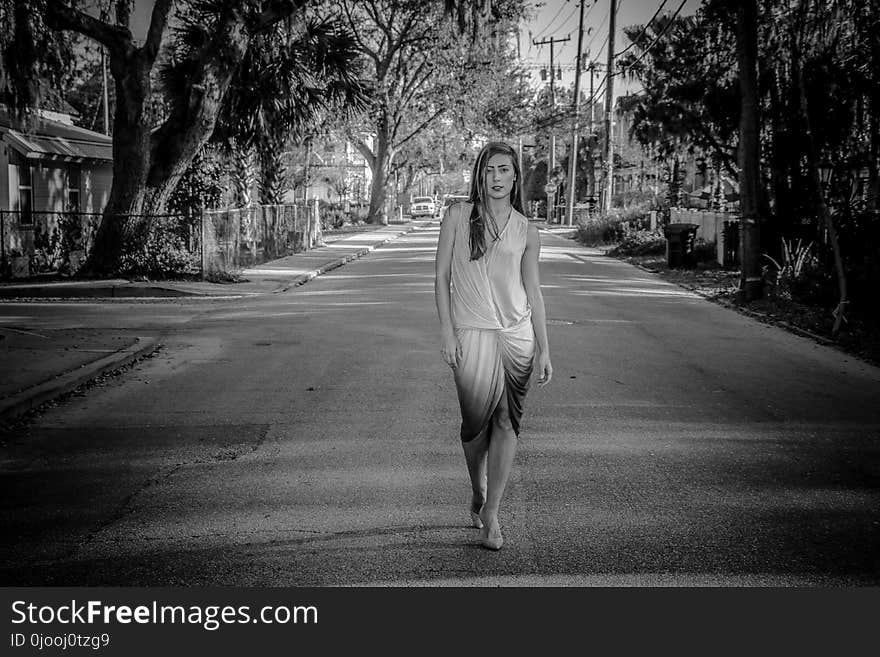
<box><xmin>119</xmin><ymin>216</ymin><xmax>200</xmax><ymax>278</ymax></box>
<box><xmin>575</xmin><ymin>205</ymin><xmax>654</xmax><ymax>246</ymax></box>
<box><xmin>762</xmin><ymin>238</ymin><xmax>835</xmax><ymax>306</ymax></box>
<box><xmin>608</xmin><ymin>229</ymin><xmax>666</xmax><ymax>256</ymax></box>
<box><xmin>575</xmin><ymin>216</ymin><xmax>624</xmax><ymax>244</ymax></box>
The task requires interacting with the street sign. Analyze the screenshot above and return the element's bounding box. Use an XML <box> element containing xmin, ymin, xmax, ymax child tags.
<box><xmin>543</xmin><ymin>184</ymin><xmax>556</xmax><ymax>194</ymax></box>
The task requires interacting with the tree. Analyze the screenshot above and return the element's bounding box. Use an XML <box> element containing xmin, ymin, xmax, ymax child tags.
<box><xmin>2</xmin><ymin>0</ymin><xmax>362</xmax><ymax>275</ymax></box>
<box><xmin>204</xmin><ymin>14</ymin><xmax>368</xmax><ymax>205</ymax></box>
<box><xmin>618</xmin><ymin>10</ymin><xmax>740</xmax><ymax>182</ymax></box>
<box><xmin>333</xmin><ymin>0</ymin><xmax>527</xmax><ymax>224</ymax></box>
<box><xmin>735</xmin><ymin>0</ymin><xmax>763</xmax><ymax>301</ymax></box>
<box><xmin>616</xmin><ymin>0</ymin><xmax>880</xmax><ymax>326</ymax></box>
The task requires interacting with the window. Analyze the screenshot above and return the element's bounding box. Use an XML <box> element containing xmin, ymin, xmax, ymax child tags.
<box><xmin>11</xmin><ymin>151</ymin><xmax>33</xmax><ymax>225</ymax></box>
<box><xmin>66</xmin><ymin>165</ymin><xmax>81</xmax><ymax>212</ymax></box>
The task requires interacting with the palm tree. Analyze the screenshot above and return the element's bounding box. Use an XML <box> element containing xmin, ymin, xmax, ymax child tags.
<box><xmin>200</xmin><ymin>15</ymin><xmax>369</xmax><ymax>206</ymax></box>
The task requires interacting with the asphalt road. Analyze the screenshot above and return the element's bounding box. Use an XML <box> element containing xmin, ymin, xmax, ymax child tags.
<box><xmin>2</xmin><ymin>224</ymin><xmax>879</xmax><ymax>586</ymax></box>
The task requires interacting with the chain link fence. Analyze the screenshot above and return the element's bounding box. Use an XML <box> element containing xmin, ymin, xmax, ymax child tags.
<box><xmin>200</xmin><ymin>201</ymin><xmax>321</xmax><ymax>277</ymax></box>
<box><xmin>1</xmin><ymin>201</ymin><xmax>322</xmax><ymax>280</ymax></box>
<box><xmin>1</xmin><ymin>210</ymin><xmax>103</xmax><ymax>278</ymax></box>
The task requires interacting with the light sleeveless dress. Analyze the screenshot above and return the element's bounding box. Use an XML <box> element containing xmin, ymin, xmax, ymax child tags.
<box><xmin>449</xmin><ymin>203</ymin><xmax>535</xmax><ymax>441</ymax></box>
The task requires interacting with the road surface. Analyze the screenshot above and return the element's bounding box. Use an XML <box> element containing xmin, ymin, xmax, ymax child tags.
<box><xmin>2</xmin><ymin>224</ymin><xmax>878</xmax><ymax>585</ymax></box>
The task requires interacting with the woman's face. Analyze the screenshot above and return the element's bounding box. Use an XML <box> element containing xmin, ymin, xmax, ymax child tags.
<box><xmin>482</xmin><ymin>153</ymin><xmax>516</xmax><ymax>201</ymax></box>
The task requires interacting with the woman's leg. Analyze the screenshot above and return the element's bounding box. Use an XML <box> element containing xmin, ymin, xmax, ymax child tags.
<box><xmin>480</xmin><ymin>392</ymin><xmax>516</xmax><ymax>548</ymax></box>
<box><xmin>461</xmin><ymin>425</ymin><xmax>489</xmax><ymax>524</ymax></box>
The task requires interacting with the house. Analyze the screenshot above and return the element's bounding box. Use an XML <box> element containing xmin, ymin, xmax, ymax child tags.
<box><xmin>1</xmin><ymin>107</ymin><xmax>113</xmax><ymax>275</ymax></box>
<box><xmin>283</xmin><ymin>136</ymin><xmax>373</xmax><ymax>207</ymax></box>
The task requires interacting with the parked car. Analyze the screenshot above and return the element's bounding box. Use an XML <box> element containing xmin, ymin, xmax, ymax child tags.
<box><xmin>409</xmin><ymin>196</ymin><xmax>438</xmax><ymax>218</ymax></box>
<box><xmin>439</xmin><ymin>194</ymin><xmax>469</xmax><ymax>222</ymax></box>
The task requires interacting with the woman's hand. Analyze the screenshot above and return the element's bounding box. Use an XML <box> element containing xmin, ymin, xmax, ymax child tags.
<box><xmin>441</xmin><ymin>330</ymin><xmax>462</xmax><ymax>370</ymax></box>
<box><xmin>535</xmin><ymin>350</ymin><xmax>553</xmax><ymax>387</ymax></box>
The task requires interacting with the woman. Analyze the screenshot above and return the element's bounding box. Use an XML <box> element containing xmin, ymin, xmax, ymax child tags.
<box><xmin>434</xmin><ymin>141</ymin><xmax>553</xmax><ymax>551</ymax></box>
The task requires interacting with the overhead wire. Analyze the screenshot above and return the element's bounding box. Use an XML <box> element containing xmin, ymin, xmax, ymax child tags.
<box><xmin>614</xmin><ymin>0</ymin><xmax>669</xmax><ymax>57</ymax></box>
<box><xmin>531</xmin><ymin>1</ymin><xmax>568</xmax><ymax>41</ymax></box>
<box><xmin>615</xmin><ymin>0</ymin><xmax>689</xmax><ymax>76</ymax></box>
<box><xmin>548</xmin><ymin>1</ymin><xmax>581</xmax><ymax>41</ymax></box>
<box><xmin>584</xmin><ymin>2</ymin><xmax>609</xmax><ymax>56</ymax></box>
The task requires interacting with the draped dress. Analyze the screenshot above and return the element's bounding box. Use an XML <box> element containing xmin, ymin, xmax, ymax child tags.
<box><xmin>449</xmin><ymin>203</ymin><xmax>535</xmax><ymax>442</ymax></box>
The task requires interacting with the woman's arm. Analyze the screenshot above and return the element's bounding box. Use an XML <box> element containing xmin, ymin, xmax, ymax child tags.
<box><xmin>522</xmin><ymin>224</ymin><xmax>553</xmax><ymax>386</ymax></box>
<box><xmin>434</xmin><ymin>205</ymin><xmax>461</xmax><ymax>369</ymax></box>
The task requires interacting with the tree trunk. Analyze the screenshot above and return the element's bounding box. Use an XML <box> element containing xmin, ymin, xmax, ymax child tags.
<box><xmin>367</xmin><ymin>128</ymin><xmax>392</xmax><ymax>225</ymax></box>
<box><xmin>767</xmin><ymin>68</ymin><xmax>792</xmax><ymax>239</ymax></box>
<box><xmin>794</xmin><ymin>31</ymin><xmax>848</xmax><ymax>336</ymax></box>
<box><xmin>259</xmin><ymin>141</ymin><xmax>286</xmax><ymax>205</ymax></box>
<box><xmin>736</xmin><ymin>0</ymin><xmax>763</xmax><ymax>302</ymax></box>
<box><xmin>84</xmin><ymin>49</ymin><xmax>153</xmax><ymax>276</ymax></box>
<box><xmin>231</xmin><ymin>145</ymin><xmax>257</xmax><ymax>207</ymax></box>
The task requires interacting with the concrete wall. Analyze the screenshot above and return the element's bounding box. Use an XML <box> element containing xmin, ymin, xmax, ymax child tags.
<box><xmin>670</xmin><ymin>208</ymin><xmax>737</xmax><ymax>243</ymax></box>
<box><xmin>671</xmin><ymin>208</ymin><xmax>739</xmax><ymax>266</ymax></box>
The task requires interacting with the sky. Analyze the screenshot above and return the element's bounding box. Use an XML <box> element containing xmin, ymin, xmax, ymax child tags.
<box><xmin>518</xmin><ymin>0</ymin><xmax>703</xmax><ymax>96</ymax></box>
<box><xmin>126</xmin><ymin>0</ymin><xmax>703</xmax><ymax>105</ymax></box>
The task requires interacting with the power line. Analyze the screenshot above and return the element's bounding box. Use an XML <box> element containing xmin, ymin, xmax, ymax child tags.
<box><xmin>617</xmin><ymin>0</ymin><xmax>688</xmax><ymax>74</ymax></box>
<box><xmin>585</xmin><ymin>75</ymin><xmax>607</xmax><ymax>107</ymax></box>
<box><xmin>584</xmin><ymin>3</ymin><xmax>609</xmax><ymax>55</ymax></box>
<box><xmin>548</xmin><ymin>2</ymin><xmax>582</xmax><ymax>42</ymax></box>
<box><xmin>532</xmin><ymin>1</ymin><xmax>568</xmax><ymax>41</ymax></box>
<box><xmin>572</xmin><ymin>0</ymin><xmax>600</xmax><ymax>60</ymax></box>
<box><xmin>590</xmin><ymin>33</ymin><xmax>608</xmax><ymax>60</ymax></box>
<box><xmin>614</xmin><ymin>0</ymin><xmax>669</xmax><ymax>57</ymax></box>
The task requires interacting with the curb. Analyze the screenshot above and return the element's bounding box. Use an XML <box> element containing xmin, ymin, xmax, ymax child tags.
<box><xmin>0</xmin><ymin>336</ymin><xmax>160</xmax><ymax>421</ymax></box>
<box><xmin>278</xmin><ymin>224</ymin><xmax>420</xmax><ymax>293</ymax></box>
<box><xmin>0</xmin><ymin>226</ymin><xmax>420</xmax><ymax>301</ymax></box>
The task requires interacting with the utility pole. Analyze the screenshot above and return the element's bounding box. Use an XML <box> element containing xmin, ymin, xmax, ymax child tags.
<box><xmin>588</xmin><ymin>60</ymin><xmax>596</xmax><ymax>207</ymax></box>
<box><xmin>101</xmin><ymin>47</ymin><xmax>110</xmax><ymax>135</ymax></box>
<box><xmin>533</xmin><ymin>34</ymin><xmax>570</xmax><ymax>223</ymax></box>
<box><xmin>603</xmin><ymin>0</ymin><xmax>616</xmax><ymax>212</ymax></box>
<box><xmin>565</xmin><ymin>1</ymin><xmax>587</xmax><ymax>226</ymax></box>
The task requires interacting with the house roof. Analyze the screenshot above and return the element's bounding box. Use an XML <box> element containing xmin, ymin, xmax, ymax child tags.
<box><xmin>0</xmin><ymin>108</ymin><xmax>112</xmax><ymax>163</ymax></box>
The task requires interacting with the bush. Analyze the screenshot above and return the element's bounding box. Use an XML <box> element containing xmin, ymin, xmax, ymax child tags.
<box><xmin>119</xmin><ymin>216</ymin><xmax>200</xmax><ymax>278</ymax></box>
<box><xmin>575</xmin><ymin>206</ymin><xmax>653</xmax><ymax>246</ymax></box>
<box><xmin>612</xmin><ymin>189</ymin><xmax>659</xmax><ymax>210</ymax></box>
<box><xmin>762</xmin><ymin>238</ymin><xmax>835</xmax><ymax>306</ymax></box>
<box><xmin>608</xmin><ymin>229</ymin><xmax>666</xmax><ymax>256</ymax></box>
<box><xmin>575</xmin><ymin>216</ymin><xmax>624</xmax><ymax>244</ymax></box>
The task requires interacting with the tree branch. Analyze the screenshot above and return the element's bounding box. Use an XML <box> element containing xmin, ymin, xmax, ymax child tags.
<box><xmin>348</xmin><ymin>134</ymin><xmax>377</xmax><ymax>170</ymax></box>
<box><xmin>341</xmin><ymin>0</ymin><xmax>382</xmax><ymax>70</ymax></box>
<box><xmin>398</xmin><ymin>57</ymin><xmax>432</xmax><ymax>109</ymax></box>
<box><xmin>394</xmin><ymin>107</ymin><xmax>446</xmax><ymax>151</ymax></box>
<box><xmin>142</xmin><ymin>0</ymin><xmax>175</xmax><ymax>63</ymax></box>
<box><xmin>45</xmin><ymin>2</ymin><xmax>131</xmax><ymax>53</ymax></box>
<box><xmin>253</xmin><ymin>0</ymin><xmax>303</xmax><ymax>32</ymax></box>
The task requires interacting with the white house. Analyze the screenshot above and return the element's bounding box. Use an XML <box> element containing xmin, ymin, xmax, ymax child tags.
<box><xmin>1</xmin><ymin>107</ymin><xmax>113</xmax><ymax>274</ymax></box>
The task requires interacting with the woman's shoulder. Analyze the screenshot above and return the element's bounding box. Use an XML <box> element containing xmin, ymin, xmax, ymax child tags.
<box><xmin>511</xmin><ymin>207</ymin><xmax>533</xmax><ymax>231</ymax></box>
<box><xmin>447</xmin><ymin>201</ymin><xmax>473</xmax><ymax>225</ymax></box>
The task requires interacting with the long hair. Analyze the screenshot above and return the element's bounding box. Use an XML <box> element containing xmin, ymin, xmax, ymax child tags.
<box><xmin>467</xmin><ymin>141</ymin><xmax>525</xmax><ymax>261</ymax></box>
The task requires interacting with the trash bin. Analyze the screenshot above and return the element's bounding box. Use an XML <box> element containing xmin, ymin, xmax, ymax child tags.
<box><xmin>663</xmin><ymin>223</ymin><xmax>699</xmax><ymax>268</ymax></box>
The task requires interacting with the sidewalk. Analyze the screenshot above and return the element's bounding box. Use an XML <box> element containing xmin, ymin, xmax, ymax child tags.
<box><xmin>0</xmin><ymin>221</ymin><xmax>419</xmax><ymax>422</ymax></box>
